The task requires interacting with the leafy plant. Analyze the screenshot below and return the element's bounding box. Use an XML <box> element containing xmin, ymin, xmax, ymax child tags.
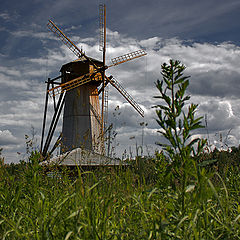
<box><xmin>0</xmin><ymin>148</ymin><xmax>4</xmax><ymax>165</ymax></box>
<box><xmin>154</xmin><ymin>60</ymin><xmax>207</xmax><ymax>215</ymax></box>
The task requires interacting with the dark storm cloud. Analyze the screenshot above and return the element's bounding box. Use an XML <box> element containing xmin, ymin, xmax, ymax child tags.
<box><xmin>105</xmin><ymin>0</ymin><xmax>240</xmax><ymax>43</ymax></box>
<box><xmin>189</xmin><ymin>70</ymin><xmax>240</xmax><ymax>98</ymax></box>
<box><xmin>1</xmin><ymin>0</ymin><xmax>240</xmax><ymax>55</ymax></box>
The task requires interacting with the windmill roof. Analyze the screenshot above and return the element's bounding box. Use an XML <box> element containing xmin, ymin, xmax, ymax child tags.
<box><xmin>60</xmin><ymin>57</ymin><xmax>103</xmax><ymax>72</ymax></box>
<box><xmin>74</xmin><ymin>56</ymin><xmax>103</xmax><ymax>64</ymax></box>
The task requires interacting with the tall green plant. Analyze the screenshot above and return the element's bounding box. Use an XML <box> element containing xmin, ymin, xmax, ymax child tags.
<box><xmin>154</xmin><ymin>60</ymin><xmax>206</xmax><ymax>214</ymax></box>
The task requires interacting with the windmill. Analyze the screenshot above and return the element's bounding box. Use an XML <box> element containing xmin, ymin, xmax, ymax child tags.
<box><xmin>40</xmin><ymin>4</ymin><xmax>146</xmax><ymax>159</ymax></box>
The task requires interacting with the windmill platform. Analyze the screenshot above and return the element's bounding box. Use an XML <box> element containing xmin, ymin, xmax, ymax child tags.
<box><xmin>43</xmin><ymin>147</ymin><xmax>123</xmax><ymax>167</ymax></box>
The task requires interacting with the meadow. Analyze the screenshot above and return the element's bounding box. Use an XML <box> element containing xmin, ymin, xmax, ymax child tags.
<box><xmin>1</xmin><ymin>60</ymin><xmax>240</xmax><ymax>239</ymax></box>
<box><xmin>1</xmin><ymin>149</ymin><xmax>240</xmax><ymax>239</ymax></box>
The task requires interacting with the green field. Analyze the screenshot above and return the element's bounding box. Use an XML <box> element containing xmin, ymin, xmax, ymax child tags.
<box><xmin>1</xmin><ymin>150</ymin><xmax>240</xmax><ymax>239</ymax></box>
<box><xmin>1</xmin><ymin>60</ymin><xmax>240</xmax><ymax>239</ymax></box>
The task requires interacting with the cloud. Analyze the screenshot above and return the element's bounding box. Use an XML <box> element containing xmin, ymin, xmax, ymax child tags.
<box><xmin>1</xmin><ymin>22</ymin><xmax>240</xmax><ymax>162</ymax></box>
<box><xmin>0</xmin><ymin>12</ymin><xmax>10</xmax><ymax>20</ymax></box>
<box><xmin>106</xmin><ymin>36</ymin><xmax>240</xmax><ymax>154</ymax></box>
<box><xmin>0</xmin><ymin>130</ymin><xmax>18</xmax><ymax>145</ymax></box>
<box><xmin>11</xmin><ymin>30</ymin><xmax>49</xmax><ymax>39</ymax></box>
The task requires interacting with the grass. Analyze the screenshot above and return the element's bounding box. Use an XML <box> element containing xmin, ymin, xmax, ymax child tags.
<box><xmin>1</xmin><ymin>60</ymin><xmax>240</xmax><ymax>239</ymax></box>
<box><xmin>0</xmin><ymin>153</ymin><xmax>240</xmax><ymax>239</ymax></box>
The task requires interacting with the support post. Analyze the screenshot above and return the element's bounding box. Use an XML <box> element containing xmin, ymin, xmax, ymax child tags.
<box><xmin>42</xmin><ymin>92</ymin><xmax>65</xmax><ymax>157</ymax></box>
<box><xmin>40</xmin><ymin>79</ymin><xmax>50</xmax><ymax>153</ymax></box>
<box><xmin>51</xmin><ymin>82</ymin><xmax>57</xmax><ymax>111</ymax></box>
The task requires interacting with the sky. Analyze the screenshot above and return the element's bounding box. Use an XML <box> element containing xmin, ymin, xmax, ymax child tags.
<box><xmin>1</xmin><ymin>0</ymin><xmax>240</xmax><ymax>163</ymax></box>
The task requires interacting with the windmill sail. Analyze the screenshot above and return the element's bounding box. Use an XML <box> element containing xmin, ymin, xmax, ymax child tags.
<box><xmin>47</xmin><ymin>20</ymin><xmax>99</xmax><ymax>70</ymax></box>
<box><xmin>99</xmin><ymin>4</ymin><xmax>105</xmax><ymax>52</ymax></box>
<box><xmin>109</xmin><ymin>50</ymin><xmax>147</xmax><ymax>67</ymax></box>
<box><xmin>107</xmin><ymin>76</ymin><xmax>144</xmax><ymax>117</ymax></box>
<box><xmin>47</xmin><ymin>20</ymin><xmax>84</xmax><ymax>59</ymax></box>
<box><xmin>48</xmin><ymin>70</ymin><xmax>102</xmax><ymax>97</ymax></box>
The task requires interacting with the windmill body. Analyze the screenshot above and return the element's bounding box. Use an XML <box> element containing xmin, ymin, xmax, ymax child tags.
<box><xmin>60</xmin><ymin>59</ymin><xmax>103</xmax><ymax>154</ymax></box>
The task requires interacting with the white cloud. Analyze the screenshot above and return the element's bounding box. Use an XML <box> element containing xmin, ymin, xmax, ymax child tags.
<box><xmin>1</xmin><ymin>26</ymin><xmax>240</xmax><ymax>162</ymax></box>
<box><xmin>0</xmin><ymin>130</ymin><xmax>18</xmax><ymax>145</ymax></box>
<box><xmin>0</xmin><ymin>12</ymin><xmax>10</xmax><ymax>20</ymax></box>
<box><xmin>11</xmin><ymin>29</ymin><xmax>54</xmax><ymax>40</ymax></box>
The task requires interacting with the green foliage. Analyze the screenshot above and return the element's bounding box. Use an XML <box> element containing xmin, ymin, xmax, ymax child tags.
<box><xmin>154</xmin><ymin>60</ymin><xmax>208</xmax><ymax>192</ymax></box>
<box><xmin>154</xmin><ymin>59</ymin><xmax>235</xmax><ymax>237</ymax></box>
<box><xmin>154</xmin><ymin>59</ymin><xmax>206</xmax><ymax>159</ymax></box>
<box><xmin>1</xmin><ymin>152</ymin><xmax>240</xmax><ymax>239</ymax></box>
<box><xmin>0</xmin><ymin>148</ymin><xmax>4</xmax><ymax>165</ymax></box>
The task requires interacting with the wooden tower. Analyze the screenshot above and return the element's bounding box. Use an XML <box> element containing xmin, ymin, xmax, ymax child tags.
<box><xmin>60</xmin><ymin>59</ymin><xmax>103</xmax><ymax>153</ymax></box>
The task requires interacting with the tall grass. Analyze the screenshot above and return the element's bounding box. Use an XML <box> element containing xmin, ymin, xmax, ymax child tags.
<box><xmin>1</xmin><ymin>60</ymin><xmax>240</xmax><ymax>239</ymax></box>
<box><xmin>1</xmin><ymin>155</ymin><xmax>240</xmax><ymax>239</ymax></box>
